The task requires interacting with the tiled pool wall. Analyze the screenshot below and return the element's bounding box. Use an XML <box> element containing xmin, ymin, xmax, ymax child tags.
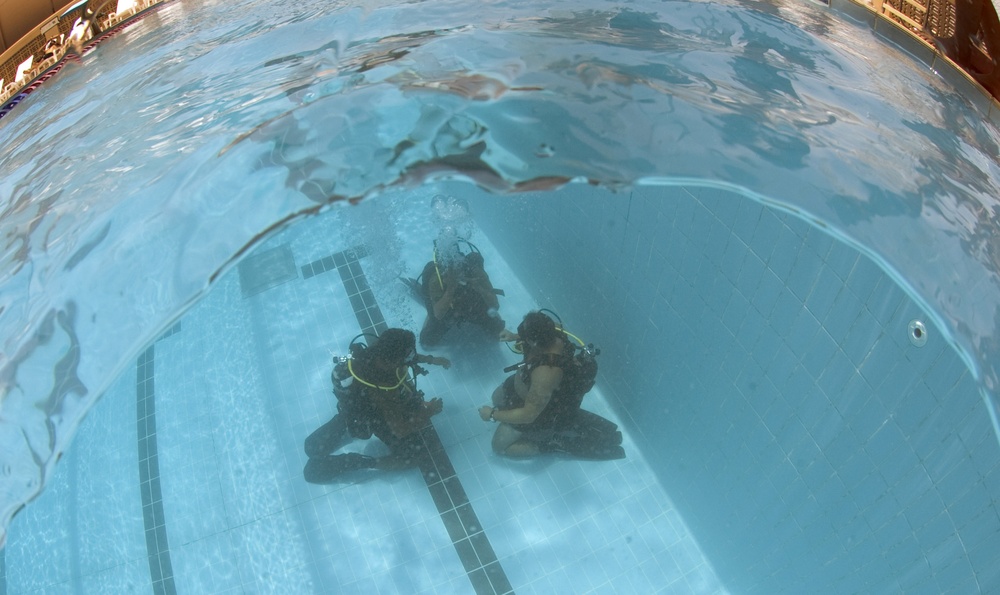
<box><xmin>471</xmin><ymin>184</ymin><xmax>1000</xmax><ymax>593</ymax></box>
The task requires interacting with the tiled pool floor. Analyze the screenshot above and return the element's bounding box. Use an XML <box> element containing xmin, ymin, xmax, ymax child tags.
<box><xmin>3</xmin><ymin>202</ymin><xmax>727</xmax><ymax>594</ymax></box>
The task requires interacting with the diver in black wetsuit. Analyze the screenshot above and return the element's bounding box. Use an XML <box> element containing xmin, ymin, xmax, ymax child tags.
<box><xmin>478</xmin><ymin>311</ymin><xmax>625</xmax><ymax>460</ymax></box>
<box><xmin>416</xmin><ymin>243</ymin><xmax>505</xmax><ymax>347</ymax></box>
<box><xmin>303</xmin><ymin>328</ymin><xmax>450</xmax><ymax>483</ymax></box>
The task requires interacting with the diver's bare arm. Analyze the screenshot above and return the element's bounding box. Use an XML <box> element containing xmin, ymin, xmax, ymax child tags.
<box><xmin>491</xmin><ymin>367</ymin><xmax>560</xmax><ymax>425</ymax></box>
<box><xmin>414</xmin><ymin>353</ymin><xmax>451</xmax><ymax>368</ymax></box>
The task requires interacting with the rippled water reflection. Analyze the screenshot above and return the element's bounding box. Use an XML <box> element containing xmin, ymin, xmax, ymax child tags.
<box><xmin>0</xmin><ymin>0</ymin><xmax>998</xmax><ymax>547</ymax></box>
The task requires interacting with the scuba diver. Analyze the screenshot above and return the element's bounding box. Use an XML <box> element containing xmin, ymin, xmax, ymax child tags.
<box><xmin>478</xmin><ymin>311</ymin><xmax>625</xmax><ymax>460</ymax></box>
<box><xmin>303</xmin><ymin>328</ymin><xmax>451</xmax><ymax>483</ymax></box>
<box><xmin>403</xmin><ymin>239</ymin><xmax>506</xmax><ymax>348</ymax></box>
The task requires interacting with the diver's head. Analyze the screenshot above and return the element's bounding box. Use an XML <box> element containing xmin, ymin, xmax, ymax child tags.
<box><xmin>464</xmin><ymin>251</ymin><xmax>484</xmax><ymax>271</ymax></box>
<box><xmin>370</xmin><ymin>328</ymin><xmax>416</xmax><ymax>367</ymax></box>
<box><xmin>517</xmin><ymin>311</ymin><xmax>559</xmax><ymax>350</ymax></box>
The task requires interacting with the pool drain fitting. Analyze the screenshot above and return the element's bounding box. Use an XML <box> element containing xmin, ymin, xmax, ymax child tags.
<box><xmin>908</xmin><ymin>319</ymin><xmax>928</xmax><ymax>347</ymax></box>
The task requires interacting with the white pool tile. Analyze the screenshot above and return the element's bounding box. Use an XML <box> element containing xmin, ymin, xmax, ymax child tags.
<box><xmin>3</xmin><ymin>198</ymin><xmax>727</xmax><ymax>595</ymax></box>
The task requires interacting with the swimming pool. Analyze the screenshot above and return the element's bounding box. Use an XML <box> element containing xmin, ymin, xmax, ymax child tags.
<box><xmin>1</xmin><ymin>0</ymin><xmax>998</xmax><ymax>592</ymax></box>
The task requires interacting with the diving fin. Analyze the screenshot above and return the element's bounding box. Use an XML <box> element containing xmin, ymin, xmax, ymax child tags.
<box><xmin>545</xmin><ymin>410</ymin><xmax>626</xmax><ymax>460</ymax></box>
<box><xmin>546</xmin><ymin>433</ymin><xmax>626</xmax><ymax>460</ymax></box>
<box><xmin>303</xmin><ymin>452</ymin><xmax>377</xmax><ymax>484</ymax></box>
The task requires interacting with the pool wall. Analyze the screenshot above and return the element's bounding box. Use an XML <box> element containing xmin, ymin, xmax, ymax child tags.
<box><xmin>471</xmin><ymin>184</ymin><xmax>1000</xmax><ymax>593</ymax></box>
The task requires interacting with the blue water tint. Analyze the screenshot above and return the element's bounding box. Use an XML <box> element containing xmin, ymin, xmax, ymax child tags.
<box><xmin>0</xmin><ymin>0</ymin><xmax>999</xmax><ymax>588</ymax></box>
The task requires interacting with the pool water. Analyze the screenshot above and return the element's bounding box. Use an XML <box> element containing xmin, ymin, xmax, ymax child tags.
<box><xmin>1</xmin><ymin>0</ymin><xmax>999</xmax><ymax>592</ymax></box>
<box><xmin>6</xmin><ymin>189</ymin><xmax>730</xmax><ymax>593</ymax></box>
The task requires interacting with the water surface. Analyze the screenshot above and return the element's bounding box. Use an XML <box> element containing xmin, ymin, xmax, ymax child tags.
<box><xmin>1</xmin><ymin>0</ymin><xmax>999</xmax><ymax>590</ymax></box>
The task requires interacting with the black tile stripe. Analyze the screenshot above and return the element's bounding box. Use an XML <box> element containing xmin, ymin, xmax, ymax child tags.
<box><xmin>0</xmin><ymin>323</ymin><xmax>182</xmax><ymax>594</ymax></box>
<box><xmin>329</xmin><ymin>246</ymin><xmax>513</xmax><ymax>595</ymax></box>
<box><xmin>137</xmin><ymin>345</ymin><xmax>177</xmax><ymax>595</ymax></box>
<box><xmin>0</xmin><ymin>252</ymin><xmax>510</xmax><ymax>593</ymax></box>
<box><xmin>158</xmin><ymin>322</ymin><xmax>181</xmax><ymax>341</ymax></box>
<box><xmin>419</xmin><ymin>427</ymin><xmax>513</xmax><ymax>594</ymax></box>
<box><xmin>301</xmin><ymin>245</ymin><xmax>368</xmax><ymax>280</ymax></box>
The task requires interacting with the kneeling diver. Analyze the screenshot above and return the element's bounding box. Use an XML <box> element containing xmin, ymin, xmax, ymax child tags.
<box><xmin>478</xmin><ymin>311</ymin><xmax>625</xmax><ymax>460</ymax></box>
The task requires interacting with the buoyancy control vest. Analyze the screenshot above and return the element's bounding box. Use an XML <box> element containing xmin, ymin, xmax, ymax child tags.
<box><xmin>331</xmin><ymin>340</ymin><xmax>428</xmax><ymax>440</ymax></box>
<box><xmin>506</xmin><ymin>337</ymin><xmax>599</xmax><ymax>430</ymax></box>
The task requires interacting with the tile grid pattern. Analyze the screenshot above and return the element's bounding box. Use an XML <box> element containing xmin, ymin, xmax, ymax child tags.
<box><xmin>470</xmin><ymin>183</ymin><xmax>998</xmax><ymax>593</ymax></box>
<box><xmin>136</xmin><ymin>345</ymin><xmax>177</xmax><ymax>595</ymax></box>
<box><xmin>418</xmin><ymin>425</ymin><xmax>513</xmax><ymax>595</ymax></box>
<box><xmin>1</xmin><ymin>193</ymin><xmax>724</xmax><ymax>593</ymax></box>
<box><xmin>304</xmin><ymin>246</ymin><xmax>514</xmax><ymax>595</ymax></box>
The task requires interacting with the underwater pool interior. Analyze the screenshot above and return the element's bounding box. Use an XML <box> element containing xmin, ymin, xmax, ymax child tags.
<box><xmin>1</xmin><ymin>180</ymin><xmax>996</xmax><ymax>594</ymax></box>
<box><xmin>1</xmin><ymin>0</ymin><xmax>1000</xmax><ymax>591</ymax></box>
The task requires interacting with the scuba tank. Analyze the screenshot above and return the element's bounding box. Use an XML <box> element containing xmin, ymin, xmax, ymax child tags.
<box><xmin>331</xmin><ymin>341</ymin><xmax>375</xmax><ymax>440</ymax></box>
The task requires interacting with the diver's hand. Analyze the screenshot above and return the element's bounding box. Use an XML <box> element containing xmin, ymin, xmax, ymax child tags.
<box><xmin>416</xmin><ymin>354</ymin><xmax>451</xmax><ymax>369</ymax></box>
<box><xmin>498</xmin><ymin>329</ymin><xmax>518</xmax><ymax>342</ymax></box>
<box><xmin>478</xmin><ymin>405</ymin><xmax>495</xmax><ymax>422</ymax></box>
<box><xmin>425</xmin><ymin>398</ymin><xmax>444</xmax><ymax>416</ymax></box>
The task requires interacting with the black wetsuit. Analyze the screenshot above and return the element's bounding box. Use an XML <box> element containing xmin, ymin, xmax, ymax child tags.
<box><xmin>303</xmin><ymin>357</ymin><xmax>429</xmax><ymax>483</ymax></box>
<box><xmin>419</xmin><ymin>260</ymin><xmax>504</xmax><ymax>346</ymax></box>
<box><xmin>497</xmin><ymin>339</ymin><xmax>625</xmax><ymax>460</ymax></box>
<box><xmin>499</xmin><ymin>344</ymin><xmax>582</xmax><ymax>432</ymax></box>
